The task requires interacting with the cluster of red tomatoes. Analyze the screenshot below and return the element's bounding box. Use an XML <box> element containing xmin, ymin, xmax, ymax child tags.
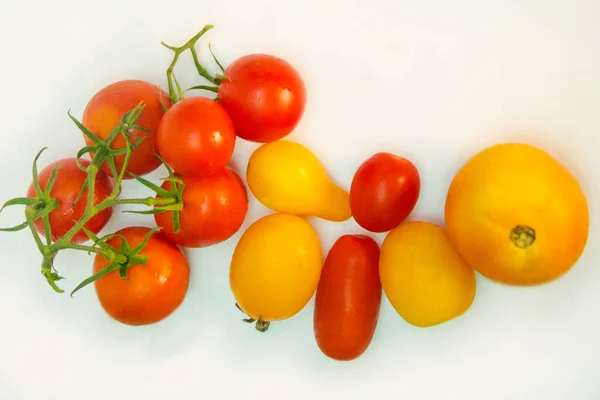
<box><xmin>5</xmin><ymin>26</ymin><xmax>424</xmax><ymax>363</ymax></box>
<box><xmin>13</xmin><ymin>28</ymin><xmax>310</xmax><ymax>326</ymax></box>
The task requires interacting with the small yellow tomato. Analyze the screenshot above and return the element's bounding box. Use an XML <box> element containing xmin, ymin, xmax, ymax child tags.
<box><xmin>380</xmin><ymin>221</ymin><xmax>476</xmax><ymax>327</ymax></box>
<box><xmin>246</xmin><ymin>140</ymin><xmax>351</xmax><ymax>222</ymax></box>
<box><xmin>229</xmin><ymin>213</ymin><xmax>323</xmax><ymax>331</ymax></box>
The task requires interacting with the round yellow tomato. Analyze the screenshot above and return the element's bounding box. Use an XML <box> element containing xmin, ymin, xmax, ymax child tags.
<box><xmin>229</xmin><ymin>213</ymin><xmax>322</xmax><ymax>331</ymax></box>
<box><xmin>379</xmin><ymin>221</ymin><xmax>476</xmax><ymax>327</ymax></box>
<box><xmin>445</xmin><ymin>143</ymin><xmax>589</xmax><ymax>285</ymax></box>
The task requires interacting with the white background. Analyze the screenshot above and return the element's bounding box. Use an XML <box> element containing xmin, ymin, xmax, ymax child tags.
<box><xmin>1</xmin><ymin>0</ymin><xmax>599</xmax><ymax>399</ymax></box>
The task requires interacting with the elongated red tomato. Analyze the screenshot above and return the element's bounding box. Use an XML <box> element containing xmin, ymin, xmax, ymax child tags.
<box><xmin>157</xmin><ymin>96</ymin><xmax>236</xmax><ymax>177</ymax></box>
<box><xmin>313</xmin><ymin>234</ymin><xmax>382</xmax><ymax>361</ymax></box>
<box><xmin>350</xmin><ymin>152</ymin><xmax>420</xmax><ymax>233</ymax></box>
<box><xmin>154</xmin><ymin>168</ymin><xmax>249</xmax><ymax>248</ymax></box>
<box><xmin>82</xmin><ymin>80</ymin><xmax>172</xmax><ymax>178</ymax></box>
<box><xmin>217</xmin><ymin>54</ymin><xmax>306</xmax><ymax>143</ymax></box>
<box><xmin>27</xmin><ymin>158</ymin><xmax>114</xmax><ymax>243</ymax></box>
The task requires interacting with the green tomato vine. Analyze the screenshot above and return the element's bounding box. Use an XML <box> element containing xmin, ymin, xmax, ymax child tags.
<box><xmin>0</xmin><ymin>24</ymin><xmax>227</xmax><ymax>297</ymax></box>
<box><xmin>0</xmin><ymin>102</ymin><xmax>183</xmax><ymax>295</ymax></box>
<box><xmin>161</xmin><ymin>24</ymin><xmax>229</xmax><ymax>103</ymax></box>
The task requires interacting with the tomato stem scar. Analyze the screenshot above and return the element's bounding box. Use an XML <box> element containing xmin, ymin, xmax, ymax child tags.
<box><xmin>234</xmin><ymin>303</ymin><xmax>271</xmax><ymax>333</ymax></box>
<box><xmin>255</xmin><ymin>317</ymin><xmax>270</xmax><ymax>333</ymax></box>
<box><xmin>510</xmin><ymin>225</ymin><xmax>536</xmax><ymax>249</ymax></box>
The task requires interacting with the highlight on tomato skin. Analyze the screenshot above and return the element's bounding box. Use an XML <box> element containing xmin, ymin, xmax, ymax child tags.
<box><xmin>349</xmin><ymin>152</ymin><xmax>420</xmax><ymax>233</ymax></box>
<box><xmin>217</xmin><ymin>54</ymin><xmax>307</xmax><ymax>143</ymax></box>
<box><xmin>313</xmin><ymin>234</ymin><xmax>382</xmax><ymax>361</ymax></box>
<box><xmin>27</xmin><ymin>158</ymin><xmax>114</xmax><ymax>244</ymax></box>
<box><xmin>82</xmin><ymin>80</ymin><xmax>172</xmax><ymax>179</ymax></box>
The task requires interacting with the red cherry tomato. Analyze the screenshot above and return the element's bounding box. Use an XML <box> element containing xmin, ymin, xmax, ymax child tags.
<box><xmin>217</xmin><ymin>54</ymin><xmax>306</xmax><ymax>143</ymax></box>
<box><xmin>314</xmin><ymin>234</ymin><xmax>382</xmax><ymax>361</ymax></box>
<box><xmin>82</xmin><ymin>80</ymin><xmax>172</xmax><ymax>178</ymax></box>
<box><xmin>157</xmin><ymin>97</ymin><xmax>236</xmax><ymax>177</ymax></box>
<box><xmin>154</xmin><ymin>168</ymin><xmax>249</xmax><ymax>248</ymax></box>
<box><xmin>93</xmin><ymin>226</ymin><xmax>190</xmax><ymax>326</ymax></box>
<box><xmin>349</xmin><ymin>152</ymin><xmax>420</xmax><ymax>233</ymax></box>
<box><xmin>27</xmin><ymin>158</ymin><xmax>114</xmax><ymax>243</ymax></box>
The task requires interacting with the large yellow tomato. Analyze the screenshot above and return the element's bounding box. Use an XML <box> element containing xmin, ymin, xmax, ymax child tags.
<box><xmin>379</xmin><ymin>221</ymin><xmax>476</xmax><ymax>327</ymax></box>
<box><xmin>445</xmin><ymin>143</ymin><xmax>589</xmax><ymax>285</ymax></box>
<box><xmin>229</xmin><ymin>213</ymin><xmax>322</xmax><ymax>331</ymax></box>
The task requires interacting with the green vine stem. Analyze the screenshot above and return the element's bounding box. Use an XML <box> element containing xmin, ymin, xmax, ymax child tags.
<box><xmin>0</xmin><ymin>102</ymin><xmax>180</xmax><ymax>293</ymax></box>
<box><xmin>129</xmin><ymin>154</ymin><xmax>185</xmax><ymax>232</ymax></box>
<box><xmin>160</xmin><ymin>24</ymin><xmax>230</xmax><ymax>103</ymax></box>
<box><xmin>1</xmin><ymin>24</ymin><xmax>233</xmax><ymax>294</ymax></box>
<box><xmin>69</xmin><ymin>227</ymin><xmax>160</xmax><ymax>297</ymax></box>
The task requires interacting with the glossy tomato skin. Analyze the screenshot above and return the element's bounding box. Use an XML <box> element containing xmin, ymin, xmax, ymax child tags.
<box><xmin>314</xmin><ymin>235</ymin><xmax>382</xmax><ymax>361</ymax></box>
<box><xmin>157</xmin><ymin>97</ymin><xmax>236</xmax><ymax>177</ymax></box>
<box><xmin>27</xmin><ymin>158</ymin><xmax>114</xmax><ymax>243</ymax></box>
<box><xmin>93</xmin><ymin>226</ymin><xmax>190</xmax><ymax>326</ymax></box>
<box><xmin>350</xmin><ymin>152</ymin><xmax>420</xmax><ymax>233</ymax></box>
<box><xmin>154</xmin><ymin>168</ymin><xmax>249</xmax><ymax>248</ymax></box>
<box><xmin>218</xmin><ymin>54</ymin><xmax>306</xmax><ymax>143</ymax></box>
<box><xmin>82</xmin><ymin>80</ymin><xmax>172</xmax><ymax>178</ymax></box>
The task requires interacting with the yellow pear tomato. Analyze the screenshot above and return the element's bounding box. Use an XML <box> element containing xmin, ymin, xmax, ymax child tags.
<box><xmin>246</xmin><ymin>140</ymin><xmax>351</xmax><ymax>222</ymax></box>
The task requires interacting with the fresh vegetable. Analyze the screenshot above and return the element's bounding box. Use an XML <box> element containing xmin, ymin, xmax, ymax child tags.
<box><xmin>445</xmin><ymin>143</ymin><xmax>589</xmax><ymax>285</ymax></box>
<box><xmin>25</xmin><ymin>158</ymin><xmax>114</xmax><ymax>243</ymax></box>
<box><xmin>246</xmin><ymin>140</ymin><xmax>351</xmax><ymax>222</ymax></box>
<box><xmin>91</xmin><ymin>226</ymin><xmax>190</xmax><ymax>326</ymax></box>
<box><xmin>82</xmin><ymin>80</ymin><xmax>171</xmax><ymax>178</ymax></box>
<box><xmin>217</xmin><ymin>54</ymin><xmax>306</xmax><ymax>143</ymax></box>
<box><xmin>379</xmin><ymin>221</ymin><xmax>476</xmax><ymax>327</ymax></box>
<box><xmin>314</xmin><ymin>235</ymin><xmax>381</xmax><ymax>361</ymax></box>
<box><xmin>350</xmin><ymin>152</ymin><xmax>420</xmax><ymax>233</ymax></box>
<box><xmin>161</xmin><ymin>26</ymin><xmax>306</xmax><ymax>143</ymax></box>
<box><xmin>156</xmin><ymin>96</ymin><xmax>236</xmax><ymax>177</ymax></box>
<box><xmin>230</xmin><ymin>213</ymin><xmax>322</xmax><ymax>332</ymax></box>
<box><xmin>1</xmin><ymin>103</ymin><xmax>179</xmax><ymax>293</ymax></box>
<box><xmin>151</xmin><ymin>167</ymin><xmax>248</xmax><ymax>248</ymax></box>
<box><xmin>1</xmin><ymin>21</ymin><xmax>592</xmax><ymax>349</ymax></box>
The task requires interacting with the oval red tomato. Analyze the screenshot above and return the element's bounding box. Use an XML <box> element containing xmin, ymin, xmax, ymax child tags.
<box><xmin>314</xmin><ymin>234</ymin><xmax>382</xmax><ymax>361</ymax></box>
<box><xmin>82</xmin><ymin>80</ymin><xmax>172</xmax><ymax>178</ymax></box>
<box><xmin>349</xmin><ymin>152</ymin><xmax>420</xmax><ymax>233</ymax></box>
<box><xmin>93</xmin><ymin>226</ymin><xmax>190</xmax><ymax>326</ymax></box>
<box><xmin>27</xmin><ymin>158</ymin><xmax>114</xmax><ymax>243</ymax></box>
<box><xmin>154</xmin><ymin>167</ymin><xmax>249</xmax><ymax>248</ymax></box>
<box><xmin>217</xmin><ymin>54</ymin><xmax>306</xmax><ymax>143</ymax></box>
<box><xmin>157</xmin><ymin>96</ymin><xmax>236</xmax><ymax>177</ymax></box>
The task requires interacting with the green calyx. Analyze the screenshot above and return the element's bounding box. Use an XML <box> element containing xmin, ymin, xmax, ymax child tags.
<box><xmin>69</xmin><ymin>101</ymin><xmax>148</xmax><ymax>183</ymax></box>
<box><xmin>69</xmin><ymin>227</ymin><xmax>160</xmax><ymax>297</ymax></box>
<box><xmin>0</xmin><ymin>148</ymin><xmax>61</xmax><ymax>238</ymax></box>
